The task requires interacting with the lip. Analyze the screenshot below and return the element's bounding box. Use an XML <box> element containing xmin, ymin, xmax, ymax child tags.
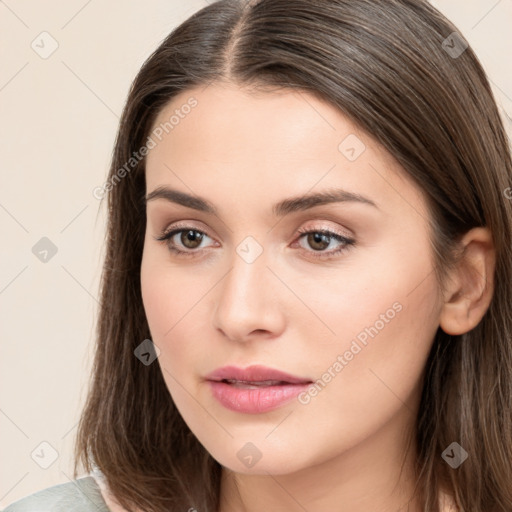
<box><xmin>205</xmin><ymin>365</ymin><xmax>313</xmax><ymax>414</ymax></box>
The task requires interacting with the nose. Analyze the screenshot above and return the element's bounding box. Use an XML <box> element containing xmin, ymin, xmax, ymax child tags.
<box><xmin>212</xmin><ymin>243</ymin><xmax>286</xmax><ymax>343</ymax></box>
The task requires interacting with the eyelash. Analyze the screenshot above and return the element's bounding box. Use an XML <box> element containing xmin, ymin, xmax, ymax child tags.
<box><xmin>154</xmin><ymin>224</ymin><xmax>355</xmax><ymax>260</ymax></box>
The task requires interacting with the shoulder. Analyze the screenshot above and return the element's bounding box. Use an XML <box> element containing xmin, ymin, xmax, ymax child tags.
<box><xmin>2</xmin><ymin>476</ymin><xmax>110</xmax><ymax>512</ymax></box>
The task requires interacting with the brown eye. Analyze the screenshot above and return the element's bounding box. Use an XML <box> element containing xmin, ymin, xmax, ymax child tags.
<box><xmin>155</xmin><ymin>226</ymin><xmax>214</xmax><ymax>257</ymax></box>
<box><xmin>180</xmin><ymin>230</ymin><xmax>204</xmax><ymax>249</ymax></box>
<box><xmin>305</xmin><ymin>232</ymin><xmax>331</xmax><ymax>251</ymax></box>
<box><xmin>295</xmin><ymin>227</ymin><xmax>355</xmax><ymax>260</ymax></box>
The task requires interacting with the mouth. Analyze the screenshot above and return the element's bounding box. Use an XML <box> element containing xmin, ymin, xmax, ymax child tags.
<box><xmin>205</xmin><ymin>364</ymin><xmax>312</xmax><ymax>385</ymax></box>
<box><xmin>205</xmin><ymin>365</ymin><xmax>313</xmax><ymax>413</ymax></box>
<box><xmin>219</xmin><ymin>379</ymin><xmax>298</xmax><ymax>389</ymax></box>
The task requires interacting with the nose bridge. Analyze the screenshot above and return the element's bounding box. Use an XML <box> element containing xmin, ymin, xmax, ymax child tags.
<box><xmin>213</xmin><ymin>235</ymin><xmax>283</xmax><ymax>340</ymax></box>
<box><xmin>221</xmin><ymin>236</ymin><xmax>270</xmax><ymax>315</ymax></box>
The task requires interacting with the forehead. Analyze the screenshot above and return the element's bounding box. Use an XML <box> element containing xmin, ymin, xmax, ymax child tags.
<box><xmin>145</xmin><ymin>83</ymin><xmax>428</xmax><ymax>221</ymax></box>
<box><xmin>149</xmin><ymin>83</ymin><xmax>361</xmax><ymax>162</ymax></box>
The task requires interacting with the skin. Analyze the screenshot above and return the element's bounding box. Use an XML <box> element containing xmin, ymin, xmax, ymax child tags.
<box><xmin>133</xmin><ymin>83</ymin><xmax>495</xmax><ymax>512</ymax></box>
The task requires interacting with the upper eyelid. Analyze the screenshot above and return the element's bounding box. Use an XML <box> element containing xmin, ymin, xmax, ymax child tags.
<box><xmin>160</xmin><ymin>217</ymin><xmax>353</xmax><ymax>237</ymax></box>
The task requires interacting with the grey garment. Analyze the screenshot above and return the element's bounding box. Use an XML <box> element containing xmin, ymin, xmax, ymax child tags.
<box><xmin>2</xmin><ymin>476</ymin><xmax>111</xmax><ymax>512</ymax></box>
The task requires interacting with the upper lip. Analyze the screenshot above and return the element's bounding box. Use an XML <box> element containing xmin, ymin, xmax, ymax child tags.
<box><xmin>205</xmin><ymin>365</ymin><xmax>313</xmax><ymax>384</ymax></box>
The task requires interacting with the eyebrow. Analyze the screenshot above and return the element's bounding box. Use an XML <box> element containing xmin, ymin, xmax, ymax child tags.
<box><xmin>145</xmin><ymin>186</ymin><xmax>378</xmax><ymax>216</ymax></box>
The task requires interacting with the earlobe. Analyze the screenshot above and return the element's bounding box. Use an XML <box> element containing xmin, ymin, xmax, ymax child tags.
<box><xmin>439</xmin><ymin>227</ymin><xmax>495</xmax><ymax>336</ymax></box>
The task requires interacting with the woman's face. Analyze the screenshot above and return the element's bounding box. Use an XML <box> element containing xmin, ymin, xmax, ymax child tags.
<box><xmin>140</xmin><ymin>83</ymin><xmax>443</xmax><ymax>475</ymax></box>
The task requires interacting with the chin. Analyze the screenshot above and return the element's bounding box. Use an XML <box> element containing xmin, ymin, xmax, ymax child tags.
<box><xmin>203</xmin><ymin>439</ymin><xmax>312</xmax><ymax>476</ymax></box>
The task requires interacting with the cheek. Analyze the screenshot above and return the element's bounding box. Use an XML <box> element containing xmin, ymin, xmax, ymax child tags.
<box><xmin>294</xmin><ymin>233</ymin><xmax>438</xmax><ymax>354</ymax></box>
<box><xmin>140</xmin><ymin>249</ymin><xmax>213</xmax><ymax>379</ymax></box>
<box><xmin>294</xmin><ymin>239</ymin><xmax>441</xmax><ymax>440</ymax></box>
<box><xmin>140</xmin><ymin>254</ymin><xmax>204</xmax><ymax>421</ymax></box>
<box><xmin>140</xmin><ymin>247</ymin><xmax>204</xmax><ymax>338</ymax></box>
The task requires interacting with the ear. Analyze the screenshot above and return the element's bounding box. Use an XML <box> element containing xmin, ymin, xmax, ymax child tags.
<box><xmin>439</xmin><ymin>227</ymin><xmax>496</xmax><ymax>335</ymax></box>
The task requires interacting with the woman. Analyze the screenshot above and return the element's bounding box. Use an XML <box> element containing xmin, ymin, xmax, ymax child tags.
<box><xmin>5</xmin><ymin>0</ymin><xmax>511</xmax><ymax>511</ymax></box>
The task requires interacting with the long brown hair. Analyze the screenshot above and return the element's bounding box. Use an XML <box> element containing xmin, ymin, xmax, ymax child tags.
<box><xmin>74</xmin><ymin>1</ymin><xmax>512</xmax><ymax>510</ymax></box>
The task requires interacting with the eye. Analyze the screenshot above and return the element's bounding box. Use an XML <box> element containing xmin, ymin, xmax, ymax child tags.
<box><xmin>294</xmin><ymin>227</ymin><xmax>355</xmax><ymax>260</ymax></box>
<box><xmin>154</xmin><ymin>224</ymin><xmax>216</xmax><ymax>258</ymax></box>
<box><xmin>154</xmin><ymin>224</ymin><xmax>355</xmax><ymax>260</ymax></box>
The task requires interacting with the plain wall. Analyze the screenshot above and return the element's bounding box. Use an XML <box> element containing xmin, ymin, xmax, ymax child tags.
<box><xmin>1</xmin><ymin>0</ymin><xmax>511</xmax><ymax>507</ymax></box>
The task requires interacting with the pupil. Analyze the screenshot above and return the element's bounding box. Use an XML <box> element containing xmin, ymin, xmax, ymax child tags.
<box><xmin>310</xmin><ymin>232</ymin><xmax>329</xmax><ymax>250</ymax></box>
<box><xmin>183</xmin><ymin>230</ymin><xmax>202</xmax><ymax>248</ymax></box>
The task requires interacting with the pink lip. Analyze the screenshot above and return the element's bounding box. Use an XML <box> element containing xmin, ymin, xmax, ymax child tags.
<box><xmin>205</xmin><ymin>365</ymin><xmax>313</xmax><ymax>414</ymax></box>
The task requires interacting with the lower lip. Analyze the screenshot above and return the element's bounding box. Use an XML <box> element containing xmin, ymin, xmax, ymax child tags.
<box><xmin>207</xmin><ymin>381</ymin><xmax>311</xmax><ymax>414</ymax></box>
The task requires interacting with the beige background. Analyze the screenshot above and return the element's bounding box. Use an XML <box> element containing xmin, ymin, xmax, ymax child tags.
<box><xmin>0</xmin><ymin>0</ymin><xmax>511</xmax><ymax>507</ymax></box>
